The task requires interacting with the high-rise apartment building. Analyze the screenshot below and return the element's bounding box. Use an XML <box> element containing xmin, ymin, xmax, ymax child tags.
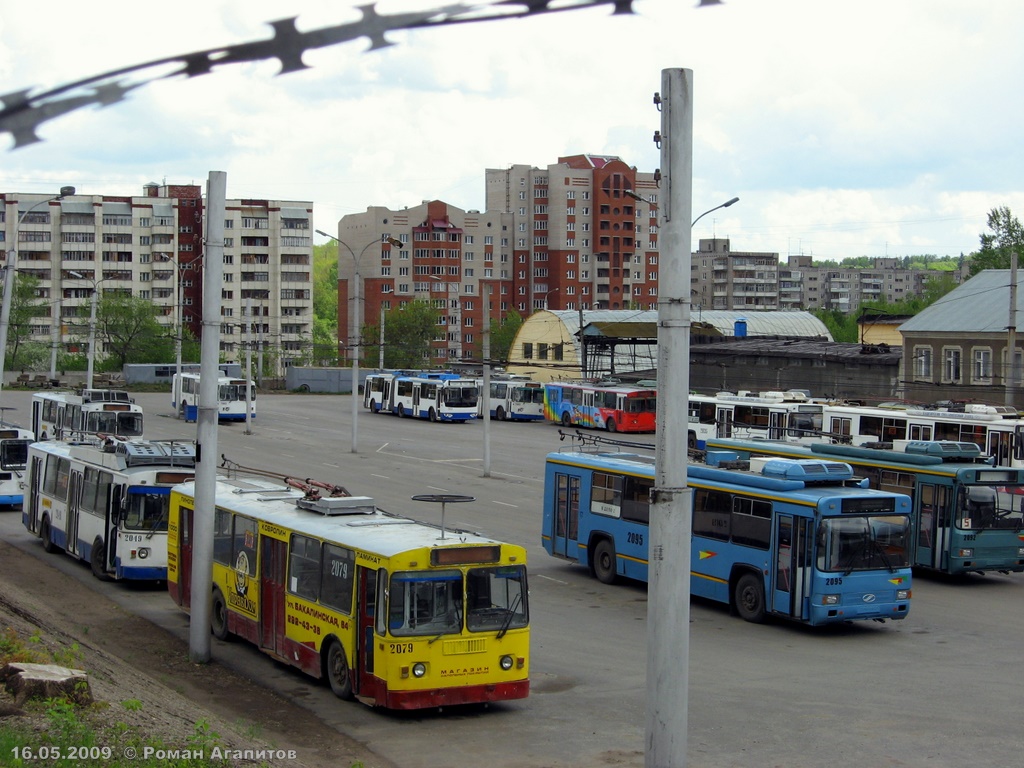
<box><xmin>0</xmin><ymin>184</ymin><xmax>313</xmax><ymax>373</ymax></box>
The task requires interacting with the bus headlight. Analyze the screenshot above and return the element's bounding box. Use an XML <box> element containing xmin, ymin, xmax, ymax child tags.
<box><xmin>896</xmin><ymin>590</ymin><xmax>910</xmax><ymax>600</ymax></box>
<box><xmin>957</xmin><ymin>548</ymin><xmax>973</xmax><ymax>558</ymax></box>
<box><xmin>821</xmin><ymin>594</ymin><xmax>840</xmax><ymax>606</ymax></box>
<box><xmin>412</xmin><ymin>662</ymin><xmax>426</xmax><ymax>678</ymax></box>
<box><xmin>500</xmin><ymin>655</ymin><xmax>514</xmax><ymax>671</ymax></box>
<box><xmin>137</xmin><ymin>547</ymin><xmax>150</xmax><ymax>559</ymax></box>
<box><xmin>1018</xmin><ymin>547</ymin><xmax>1024</xmax><ymax>557</ymax></box>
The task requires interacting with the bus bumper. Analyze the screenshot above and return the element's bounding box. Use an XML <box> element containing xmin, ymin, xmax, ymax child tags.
<box><xmin>374</xmin><ymin>679</ymin><xmax>530</xmax><ymax>710</ymax></box>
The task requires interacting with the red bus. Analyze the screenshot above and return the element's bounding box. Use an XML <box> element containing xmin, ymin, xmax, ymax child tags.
<box><xmin>543</xmin><ymin>382</ymin><xmax>656</xmax><ymax>433</ymax></box>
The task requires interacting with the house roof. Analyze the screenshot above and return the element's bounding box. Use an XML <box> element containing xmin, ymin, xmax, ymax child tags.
<box><xmin>899</xmin><ymin>270</ymin><xmax>1016</xmax><ymax>333</ymax></box>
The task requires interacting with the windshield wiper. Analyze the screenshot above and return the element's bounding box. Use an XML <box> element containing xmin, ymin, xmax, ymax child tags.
<box><xmin>496</xmin><ymin>593</ymin><xmax>523</xmax><ymax>640</ymax></box>
<box><xmin>869</xmin><ymin>537</ymin><xmax>896</xmax><ymax>573</ymax></box>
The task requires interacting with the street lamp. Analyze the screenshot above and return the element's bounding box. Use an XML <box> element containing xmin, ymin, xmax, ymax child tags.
<box><xmin>0</xmin><ymin>186</ymin><xmax>75</xmax><ymax>405</ymax></box>
<box><xmin>67</xmin><ymin>270</ymin><xmax>106</xmax><ymax>389</ymax></box>
<box><xmin>316</xmin><ymin>230</ymin><xmax>402</xmax><ymax>453</ymax></box>
<box><xmin>691</xmin><ymin>196</ymin><xmax>739</xmax><ymax>228</ymax></box>
<box><xmin>542</xmin><ymin>287</ymin><xmax>560</xmax><ymax>310</ymax></box>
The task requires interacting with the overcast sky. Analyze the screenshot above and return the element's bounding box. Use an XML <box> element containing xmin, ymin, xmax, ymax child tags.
<box><xmin>1</xmin><ymin>0</ymin><xmax>1021</xmax><ymax>260</ymax></box>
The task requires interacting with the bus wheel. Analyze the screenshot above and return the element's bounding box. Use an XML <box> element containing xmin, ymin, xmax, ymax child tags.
<box><xmin>369</xmin><ymin>399</ymin><xmax>377</xmax><ymax>413</ymax></box>
<box><xmin>325</xmin><ymin>639</ymin><xmax>354</xmax><ymax>700</ymax></box>
<box><xmin>734</xmin><ymin>573</ymin><xmax>766</xmax><ymax>623</ymax></box>
<box><xmin>39</xmin><ymin>516</ymin><xmax>59</xmax><ymax>554</ymax></box>
<box><xmin>592</xmin><ymin>539</ymin><xmax>618</xmax><ymax>585</ymax></box>
<box><xmin>397</xmin><ymin>404</ymin><xmax>405</xmax><ymax>418</ymax></box>
<box><xmin>495</xmin><ymin>406</ymin><xmax>506</xmax><ymax>421</ymax></box>
<box><xmin>90</xmin><ymin>538</ymin><xmax>110</xmax><ymax>581</ymax></box>
<box><xmin>606</xmin><ymin>418</ymin><xmax>617</xmax><ymax>432</ymax></box>
<box><xmin>561</xmin><ymin>412</ymin><xmax>572</xmax><ymax>427</ymax></box>
<box><xmin>429</xmin><ymin>407</ymin><xmax>438</xmax><ymax>422</ymax></box>
<box><xmin>211</xmin><ymin>587</ymin><xmax>231</xmax><ymax>640</ymax></box>
<box><xmin>688</xmin><ymin>433</ymin><xmax>697</xmax><ymax>450</ymax></box>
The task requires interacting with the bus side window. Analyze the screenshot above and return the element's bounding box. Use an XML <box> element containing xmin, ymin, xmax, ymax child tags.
<box><xmin>213</xmin><ymin>508</ymin><xmax>233</xmax><ymax>565</ymax></box>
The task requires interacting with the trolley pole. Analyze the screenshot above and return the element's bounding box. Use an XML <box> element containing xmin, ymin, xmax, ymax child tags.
<box><xmin>645</xmin><ymin>67</ymin><xmax>693</xmax><ymax>768</ymax></box>
<box><xmin>189</xmin><ymin>170</ymin><xmax>227</xmax><ymax>664</ymax></box>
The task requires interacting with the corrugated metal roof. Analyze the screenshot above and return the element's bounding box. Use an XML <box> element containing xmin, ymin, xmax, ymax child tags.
<box><xmin>60</xmin><ymin>202</ymin><xmax>94</xmax><ymax>214</ymax></box>
<box><xmin>900</xmin><ymin>270</ymin><xmax>1016</xmax><ymax>333</ymax></box>
<box><xmin>280</xmin><ymin>207</ymin><xmax>309</xmax><ymax>219</ymax></box>
<box><xmin>102</xmin><ymin>202</ymin><xmax>131</xmax><ymax>214</ymax></box>
<box><xmin>547</xmin><ymin>309</ymin><xmax>832</xmax><ymax>341</ymax></box>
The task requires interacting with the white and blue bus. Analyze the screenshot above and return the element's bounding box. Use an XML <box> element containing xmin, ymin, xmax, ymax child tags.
<box><xmin>31</xmin><ymin>389</ymin><xmax>144</xmax><ymax>442</ymax></box>
<box><xmin>364</xmin><ymin>372</ymin><xmax>478</xmax><ymax>423</ymax></box>
<box><xmin>542</xmin><ymin>446</ymin><xmax>913</xmax><ymax>626</ymax></box>
<box><xmin>23</xmin><ymin>438</ymin><xmax>196</xmax><ymax>581</ymax></box>
<box><xmin>0</xmin><ymin>423</ymin><xmax>33</xmax><ymax>507</ymax></box>
<box><xmin>172</xmin><ymin>372</ymin><xmax>256</xmax><ymax>422</ymax></box>
<box><xmin>482</xmin><ymin>380</ymin><xmax>545</xmax><ymax>422</ymax></box>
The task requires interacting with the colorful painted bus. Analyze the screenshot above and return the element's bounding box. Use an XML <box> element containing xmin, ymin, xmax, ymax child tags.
<box><xmin>707</xmin><ymin>437</ymin><xmax>1024</xmax><ymax>576</ymax></box>
<box><xmin>364</xmin><ymin>372</ymin><xmax>478</xmax><ymax>422</ymax></box>
<box><xmin>542</xmin><ymin>447</ymin><xmax>912</xmax><ymax>625</ymax></box>
<box><xmin>0</xmin><ymin>424</ymin><xmax>33</xmax><ymax>507</ymax></box>
<box><xmin>167</xmin><ymin>476</ymin><xmax>529</xmax><ymax>709</ymax></box>
<box><xmin>31</xmin><ymin>389</ymin><xmax>144</xmax><ymax>441</ymax></box>
<box><xmin>23</xmin><ymin>438</ymin><xmax>196</xmax><ymax>580</ymax></box>
<box><xmin>543</xmin><ymin>382</ymin><xmax>656</xmax><ymax>433</ymax></box>
<box><xmin>172</xmin><ymin>372</ymin><xmax>256</xmax><ymax>422</ymax></box>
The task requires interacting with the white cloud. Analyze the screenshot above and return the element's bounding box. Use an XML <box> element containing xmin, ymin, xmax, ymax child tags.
<box><xmin>2</xmin><ymin>0</ymin><xmax>1022</xmax><ymax>258</ymax></box>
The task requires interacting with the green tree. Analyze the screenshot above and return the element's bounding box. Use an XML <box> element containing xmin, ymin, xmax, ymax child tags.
<box><xmin>487</xmin><ymin>309</ymin><xmax>524</xmax><ymax>364</ymax></box>
<box><xmin>968</xmin><ymin>206</ymin><xmax>1024</xmax><ymax>276</ymax></box>
<box><xmin>311</xmin><ymin>242</ymin><xmax>339</xmax><ymax>365</ymax></box>
<box><xmin>92</xmin><ymin>293</ymin><xmax>175</xmax><ymax>369</ymax></box>
<box><xmin>370</xmin><ymin>300</ymin><xmax>439</xmax><ymax>369</ymax></box>
<box><xmin>4</xmin><ymin>274</ymin><xmax>49</xmax><ymax>370</ymax></box>
<box><xmin>812</xmin><ymin>308</ymin><xmax>859</xmax><ymax>342</ymax></box>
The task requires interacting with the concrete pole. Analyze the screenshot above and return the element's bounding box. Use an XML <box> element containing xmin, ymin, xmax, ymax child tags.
<box><xmin>645</xmin><ymin>67</ymin><xmax>693</xmax><ymax>768</ymax></box>
<box><xmin>1006</xmin><ymin>253</ymin><xmax>1018</xmax><ymax>408</ymax></box>
<box><xmin>379</xmin><ymin>305</ymin><xmax>385</xmax><ymax>370</ymax></box>
<box><xmin>351</xmin><ymin>263</ymin><xmax>360</xmax><ymax>453</ymax></box>
<box><xmin>189</xmin><ymin>170</ymin><xmax>226</xmax><ymax>664</ymax></box>
<box><xmin>245</xmin><ymin>297</ymin><xmax>253</xmax><ymax>435</ymax></box>
<box><xmin>86</xmin><ymin>285</ymin><xmax>98</xmax><ymax>389</ymax></box>
<box><xmin>482</xmin><ymin>320</ymin><xmax>491</xmax><ymax>477</ymax></box>
<box><xmin>49</xmin><ymin>298</ymin><xmax>60</xmax><ymax>379</ymax></box>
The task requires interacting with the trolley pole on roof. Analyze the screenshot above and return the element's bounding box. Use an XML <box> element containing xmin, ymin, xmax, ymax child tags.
<box><xmin>189</xmin><ymin>170</ymin><xmax>227</xmax><ymax>664</ymax></box>
<box><xmin>645</xmin><ymin>68</ymin><xmax>693</xmax><ymax>768</ymax></box>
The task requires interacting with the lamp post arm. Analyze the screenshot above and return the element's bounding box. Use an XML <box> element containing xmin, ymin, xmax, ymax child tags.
<box><xmin>691</xmin><ymin>196</ymin><xmax>739</xmax><ymax>228</ymax></box>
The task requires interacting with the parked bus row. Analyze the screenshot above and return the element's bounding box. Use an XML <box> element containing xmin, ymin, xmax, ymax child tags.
<box><xmin>31</xmin><ymin>388</ymin><xmax>145</xmax><ymax>442</ymax></box>
<box><xmin>363</xmin><ymin>372</ymin><xmax>478</xmax><ymax>422</ymax></box>
<box><xmin>705</xmin><ymin>437</ymin><xmax>1024</xmax><ymax>577</ymax></box>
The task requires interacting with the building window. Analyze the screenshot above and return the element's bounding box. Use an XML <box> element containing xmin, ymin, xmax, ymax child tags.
<box><xmin>972</xmin><ymin>348</ymin><xmax>993</xmax><ymax>383</ymax></box>
<box><xmin>942</xmin><ymin>347</ymin><xmax>962</xmax><ymax>384</ymax></box>
<box><xmin>912</xmin><ymin>346</ymin><xmax>932</xmax><ymax>379</ymax></box>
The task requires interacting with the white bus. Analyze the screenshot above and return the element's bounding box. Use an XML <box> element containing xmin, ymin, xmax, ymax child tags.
<box><xmin>364</xmin><ymin>372</ymin><xmax>478</xmax><ymax>422</ymax></box>
<box><xmin>482</xmin><ymin>379</ymin><xmax>545</xmax><ymax>421</ymax></box>
<box><xmin>172</xmin><ymin>372</ymin><xmax>256</xmax><ymax>422</ymax></box>
<box><xmin>688</xmin><ymin>390</ymin><xmax>825</xmax><ymax>449</ymax></box>
<box><xmin>23</xmin><ymin>438</ymin><xmax>196</xmax><ymax>581</ymax></box>
<box><xmin>0</xmin><ymin>419</ymin><xmax>33</xmax><ymax>508</ymax></box>
<box><xmin>31</xmin><ymin>389</ymin><xmax>144</xmax><ymax>442</ymax></box>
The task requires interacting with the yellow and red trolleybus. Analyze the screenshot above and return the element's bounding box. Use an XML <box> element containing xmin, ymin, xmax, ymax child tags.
<box><xmin>167</xmin><ymin>477</ymin><xmax>529</xmax><ymax>709</ymax></box>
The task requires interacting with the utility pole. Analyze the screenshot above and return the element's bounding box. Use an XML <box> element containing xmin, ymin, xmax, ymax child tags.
<box><xmin>189</xmin><ymin>170</ymin><xmax>227</xmax><ymax>664</ymax></box>
<box><xmin>1007</xmin><ymin>253</ymin><xmax>1018</xmax><ymax>408</ymax></box>
<box><xmin>645</xmin><ymin>67</ymin><xmax>693</xmax><ymax>768</ymax></box>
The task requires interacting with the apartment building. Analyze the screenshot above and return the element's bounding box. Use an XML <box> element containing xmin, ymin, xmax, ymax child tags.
<box><xmin>0</xmin><ymin>184</ymin><xmax>313</xmax><ymax>373</ymax></box>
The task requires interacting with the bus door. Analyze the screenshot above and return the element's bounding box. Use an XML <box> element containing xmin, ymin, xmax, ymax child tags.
<box><xmin>413</xmin><ymin>384</ymin><xmax>421</xmax><ymax>413</ymax></box>
<box><xmin>552</xmin><ymin>473</ymin><xmax>580</xmax><ymax>559</ymax></box>
<box><xmin>259</xmin><ymin>536</ymin><xmax>287</xmax><ymax>654</ymax></box>
<box><xmin>768</xmin><ymin>412</ymin><xmax>785</xmax><ymax>440</ymax></box>
<box><xmin>915</xmin><ymin>483</ymin><xmax>951</xmax><ymax>570</ymax></box>
<box><xmin>26</xmin><ymin>454</ymin><xmax>44</xmax><ymax>533</ymax></box>
<box><xmin>177</xmin><ymin>504</ymin><xmax>194</xmax><ymax>609</ymax></box>
<box><xmin>988</xmin><ymin>429</ymin><xmax>1012</xmax><ymax>466</ymax></box>
<box><xmin>356</xmin><ymin>567</ymin><xmax>378</xmax><ymax>700</ymax></box>
<box><xmin>773</xmin><ymin>515</ymin><xmax>811</xmax><ymax>619</ymax></box>
<box><xmin>65</xmin><ymin>470</ymin><xmax>83</xmax><ymax>556</ymax></box>
<box><xmin>717</xmin><ymin>408</ymin><xmax>733</xmax><ymax>438</ymax></box>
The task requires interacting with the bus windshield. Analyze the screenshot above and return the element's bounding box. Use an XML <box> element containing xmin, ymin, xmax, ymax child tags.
<box><xmin>513</xmin><ymin>387</ymin><xmax>545</xmax><ymax>405</ymax></box>
<box><xmin>87</xmin><ymin>411</ymin><xmax>144</xmax><ymax>437</ymax></box>
<box><xmin>466</xmin><ymin>565</ymin><xmax>528</xmax><ymax>633</ymax></box>
<box><xmin>0</xmin><ymin>439</ymin><xmax>30</xmax><ymax>470</ymax></box>
<box><xmin>122</xmin><ymin>488</ymin><xmax>170</xmax><ymax>532</ymax></box>
<box><xmin>220</xmin><ymin>384</ymin><xmax>253</xmax><ymax>402</ymax></box>
<box><xmin>959</xmin><ymin>485</ymin><xmax>1024</xmax><ymax>531</ymax></box>
<box><xmin>389</xmin><ymin>570</ymin><xmax>463</xmax><ymax>637</ymax></box>
<box><xmin>443</xmin><ymin>385</ymin><xmax>478</xmax><ymax>408</ymax></box>
<box><xmin>817</xmin><ymin>514</ymin><xmax>912</xmax><ymax>573</ymax></box>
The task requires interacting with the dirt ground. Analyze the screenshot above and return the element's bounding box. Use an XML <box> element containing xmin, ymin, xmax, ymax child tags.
<box><xmin>0</xmin><ymin>538</ymin><xmax>397</xmax><ymax>768</ymax></box>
